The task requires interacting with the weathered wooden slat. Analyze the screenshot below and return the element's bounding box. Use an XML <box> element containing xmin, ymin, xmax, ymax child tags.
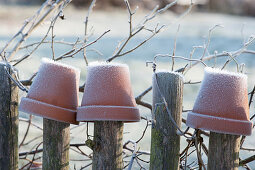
<box><xmin>92</xmin><ymin>121</ymin><xmax>124</xmax><ymax>170</ymax></box>
<box><xmin>0</xmin><ymin>63</ymin><xmax>19</xmax><ymax>170</ymax></box>
<box><xmin>43</xmin><ymin>118</ymin><xmax>70</xmax><ymax>170</ymax></box>
<box><xmin>208</xmin><ymin>132</ymin><xmax>240</xmax><ymax>170</ymax></box>
<box><xmin>150</xmin><ymin>72</ymin><xmax>183</xmax><ymax>170</ymax></box>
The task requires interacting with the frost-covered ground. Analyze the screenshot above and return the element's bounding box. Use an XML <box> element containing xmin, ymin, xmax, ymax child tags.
<box><xmin>0</xmin><ymin>4</ymin><xmax>255</xmax><ymax>169</ymax></box>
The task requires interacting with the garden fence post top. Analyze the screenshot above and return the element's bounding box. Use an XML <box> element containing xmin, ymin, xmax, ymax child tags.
<box><xmin>77</xmin><ymin>62</ymin><xmax>140</xmax><ymax>122</ymax></box>
<box><xmin>186</xmin><ymin>67</ymin><xmax>252</xmax><ymax>136</ymax></box>
<box><xmin>19</xmin><ymin>58</ymin><xmax>80</xmax><ymax>125</ymax></box>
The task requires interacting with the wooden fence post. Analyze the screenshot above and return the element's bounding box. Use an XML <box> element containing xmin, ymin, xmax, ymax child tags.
<box><xmin>207</xmin><ymin>132</ymin><xmax>240</xmax><ymax>170</ymax></box>
<box><xmin>92</xmin><ymin>121</ymin><xmax>124</xmax><ymax>170</ymax></box>
<box><xmin>0</xmin><ymin>63</ymin><xmax>19</xmax><ymax>170</ymax></box>
<box><xmin>43</xmin><ymin>118</ymin><xmax>70</xmax><ymax>170</ymax></box>
<box><xmin>150</xmin><ymin>72</ymin><xmax>183</xmax><ymax>170</ymax></box>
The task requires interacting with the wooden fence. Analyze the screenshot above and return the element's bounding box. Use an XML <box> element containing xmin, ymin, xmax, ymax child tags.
<box><xmin>0</xmin><ymin>64</ymin><xmax>245</xmax><ymax>170</ymax></box>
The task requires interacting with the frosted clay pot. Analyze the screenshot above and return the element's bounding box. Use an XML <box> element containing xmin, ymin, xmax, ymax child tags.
<box><xmin>186</xmin><ymin>67</ymin><xmax>253</xmax><ymax>136</ymax></box>
<box><xmin>19</xmin><ymin>58</ymin><xmax>80</xmax><ymax>124</ymax></box>
<box><xmin>77</xmin><ymin>62</ymin><xmax>140</xmax><ymax>122</ymax></box>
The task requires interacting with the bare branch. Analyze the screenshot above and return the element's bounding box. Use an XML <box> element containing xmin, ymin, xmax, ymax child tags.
<box><xmin>55</xmin><ymin>30</ymin><xmax>110</xmax><ymax>61</ymax></box>
<box><xmin>240</xmin><ymin>155</ymin><xmax>255</xmax><ymax>167</ymax></box>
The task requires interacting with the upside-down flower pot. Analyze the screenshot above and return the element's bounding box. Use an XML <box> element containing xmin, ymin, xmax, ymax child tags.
<box><xmin>186</xmin><ymin>67</ymin><xmax>252</xmax><ymax>136</ymax></box>
<box><xmin>77</xmin><ymin>62</ymin><xmax>140</xmax><ymax>122</ymax></box>
<box><xmin>19</xmin><ymin>58</ymin><xmax>80</xmax><ymax>124</ymax></box>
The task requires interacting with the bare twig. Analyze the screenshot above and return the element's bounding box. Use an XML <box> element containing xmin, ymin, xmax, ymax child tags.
<box><xmin>127</xmin><ymin>140</ymin><xmax>137</xmax><ymax>170</ymax></box>
<box><xmin>136</xmin><ymin>119</ymin><xmax>149</xmax><ymax>143</ymax></box>
<box><xmin>27</xmin><ymin>142</ymin><xmax>43</xmax><ymax>170</ymax></box>
<box><xmin>19</xmin><ymin>117</ymin><xmax>43</xmax><ymax>130</ymax></box>
<box><xmin>19</xmin><ymin>115</ymin><xmax>33</xmax><ymax>148</ymax></box>
<box><xmin>194</xmin><ymin>130</ymin><xmax>206</xmax><ymax>170</ymax></box>
<box><xmin>13</xmin><ymin>3</ymin><xmax>67</xmax><ymax>66</ymax></box>
<box><xmin>240</xmin><ymin>155</ymin><xmax>255</xmax><ymax>167</ymax></box>
<box><xmin>83</xmin><ymin>0</ymin><xmax>97</xmax><ymax>65</ymax></box>
<box><xmin>172</xmin><ymin>24</ymin><xmax>180</xmax><ymax>71</ymax></box>
<box><xmin>55</xmin><ymin>30</ymin><xmax>110</xmax><ymax>61</ymax></box>
<box><xmin>200</xmin><ymin>24</ymin><xmax>224</xmax><ymax>60</ymax></box>
<box><xmin>2</xmin><ymin>0</ymin><xmax>71</xmax><ymax>62</ymax></box>
<box><xmin>154</xmin><ymin>54</ymin><xmax>208</xmax><ymax>67</ymax></box>
<box><xmin>106</xmin><ymin>0</ymin><xmax>185</xmax><ymax>62</ymax></box>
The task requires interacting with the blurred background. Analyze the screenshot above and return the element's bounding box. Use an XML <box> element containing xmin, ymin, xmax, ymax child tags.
<box><xmin>1</xmin><ymin>0</ymin><xmax>255</xmax><ymax>16</ymax></box>
<box><xmin>0</xmin><ymin>0</ymin><xmax>255</xmax><ymax>169</ymax></box>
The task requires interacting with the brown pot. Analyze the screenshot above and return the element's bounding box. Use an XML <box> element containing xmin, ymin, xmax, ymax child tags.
<box><xmin>186</xmin><ymin>67</ymin><xmax>253</xmax><ymax>136</ymax></box>
<box><xmin>19</xmin><ymin>58</ymin><xmax>80</xmax><ymax>124</ymax></box>
<box><xmin>77</xmin><ymin>62</ymin><xmax>140</xmax><ymax>122</ymax></box>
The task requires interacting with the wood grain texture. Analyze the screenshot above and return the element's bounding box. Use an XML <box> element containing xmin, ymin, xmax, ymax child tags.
<box><xmin>43</xmin><ymin>118</ymin><xmax>70</xmax><ymax>170</ymax></box>
<box><xmin>92</xmin><ymin>121</ymin><xmax>124</xmax><ymax>170</ymax></box>
<box><xmin>208</xmin><ymin>132</ymin><xmax>240</xmax><ymax>170</ymax></box>
<box><xmin>0</xmin><ymin>63</ymin><xmax>19</xmax><ymax>170</ymax></box>
<box><xmin>150</xmin><ymin>72</ymin><xmax>183</xmax><ymax>170</ymax></box>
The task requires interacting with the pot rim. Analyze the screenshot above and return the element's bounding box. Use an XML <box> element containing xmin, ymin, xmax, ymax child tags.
<box><xmin>19</xmin><ymin>97</ymin><xmax>79</xmax><ymax>125</ymax></box>
<box><xmin>77</xmin><ymin>105</ymin><xmax>140</xmax><ymax>122</ymax></box>
<box><xmin>186</xmin><ymin>111</ymin><xmax>253</xmax><ymax>136</ymax></box>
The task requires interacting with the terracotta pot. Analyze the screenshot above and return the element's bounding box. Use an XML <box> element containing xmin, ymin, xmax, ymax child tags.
<box><xmin>77</xmin><ymin>62</ymin><xmax>140</xmax><ymax>122</ymax></box>
<box><xmin>19</xmin><ymin>58</ymin><xmax>80</xmax><ymax>124</ymax></box>
<box><xmin>186</xmin><ymin>67</ymin><xmax>252</xmax><ymax>136</ymax></box>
